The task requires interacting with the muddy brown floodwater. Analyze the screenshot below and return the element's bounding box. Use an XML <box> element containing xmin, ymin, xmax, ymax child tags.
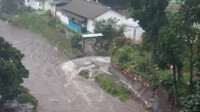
<box><xmin>0</xmin><ymin>20</ymin><xmax>146</xmax><ymax>112</ymax></box>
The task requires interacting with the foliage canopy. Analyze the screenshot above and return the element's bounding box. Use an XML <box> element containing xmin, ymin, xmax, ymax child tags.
<box><xmin>0</xmin><ymin>37</ymin><xmax>29</xmax><ymax>101</ymax></box>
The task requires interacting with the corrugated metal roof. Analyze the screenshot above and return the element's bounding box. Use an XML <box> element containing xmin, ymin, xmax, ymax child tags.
<box><xmin>62</xmin><ymin>0</ymin><xmax>110</xmax><ymax>19</ymax></box>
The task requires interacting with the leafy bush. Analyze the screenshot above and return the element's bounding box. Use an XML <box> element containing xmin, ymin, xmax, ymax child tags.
<box><xmin>79</xmin><ymin>70</ymin><xmax>89</xmax><ymax>79</ymax></box>
<box><xmin>182</xmin><ymin>80</ymin><xmax>200</xmax><ymax>112</ymax></box>
<box><xmin>118</xmin><ymin>50</ymin><xmax>129</xmax><ymax>63</ymax></box>
<box><xmin>17</xmin><ymin>87</ymin><xmax>37</xmax><ymax>107</ymax></box>
<box><xmin>137</xmin><ymin>62</ymin><xmax>147</xmax><ymax>72</ymax></box>
<box><xmin>101</xmin><ymin>40</ymin><xmax>110</xmax><ymax>51</ymax></box>
<box><xmin>95</xmin><ymin>74</ymin><xmax>128</xmax><ymax>101</ymax></box>
<box><xmin>71</xmin><ymin>34</ymin><xmax>82</xmax><ymax>51</ymax></box>
<box><xmin>160</xmin><ymin>76</ymin><xmax>173</xmax><ymax>93</ymax></box>
<box><xmin>93</xmin><ymin>18</ymin><xmax>119</xmax><ymax>41</ymax></box>
<box><xmin>118</xmin><ymin>45</ymin><xmax>133</xmax><ymax>64</ymax></box>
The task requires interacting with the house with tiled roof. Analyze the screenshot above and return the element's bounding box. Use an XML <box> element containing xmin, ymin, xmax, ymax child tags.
<box><xmin>59</xmin><ymin>0</ymin><xmax>126</xmax><ymax>33</ymax></box>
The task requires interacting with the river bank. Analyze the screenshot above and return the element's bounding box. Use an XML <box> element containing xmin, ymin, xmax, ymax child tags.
<box><xmin>0</xmin><ymin>20</ymin><xmax>147</xmax><ymax>112</ymax></box>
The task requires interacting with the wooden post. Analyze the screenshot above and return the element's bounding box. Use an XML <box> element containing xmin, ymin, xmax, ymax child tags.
<box><xmin>99</xmin><ymin>37</ymin><xmax>101</xmax><ymax>47</ymax></box>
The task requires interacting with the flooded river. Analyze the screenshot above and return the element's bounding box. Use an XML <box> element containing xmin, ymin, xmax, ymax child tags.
<box><xmin>0</xmin><ymin>20</ymin><xmax>146</xmax><ymax>112</ymax></box>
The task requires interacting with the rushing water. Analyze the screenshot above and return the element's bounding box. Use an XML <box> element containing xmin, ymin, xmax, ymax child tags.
<box><xmin>0</xmin><ymin>20</ymin><xmax>146</xmax><ymax>112</ymax></box>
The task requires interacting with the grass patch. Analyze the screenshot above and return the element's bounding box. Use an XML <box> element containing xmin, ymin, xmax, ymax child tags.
<box><xmin>95</xmin><ymin>74</ymin><xmax>128</xmax><ymax>101</ymax></box>
<box><xmin>9</xmin><ymin>11</ymin><xmax>75</xmax><ymax>59</ymax></box>
<box><xmin>79</xmin><ymin>70</ymin><xmax>89</xmax><ymax>79</ymax></box>
<box><xmin>17</xmin><ymin>87</ymin><xmax>37</xmax><ymax>109</ymax></box>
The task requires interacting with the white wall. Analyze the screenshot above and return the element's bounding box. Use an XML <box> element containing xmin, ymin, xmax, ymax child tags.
<box><xmin>96</xmin><ymin>10</ymin><xmax>126</xmax><ymax>21</ymax></box>
<box><xmin>25</xmin><ymin>0</ymin><xmax>52</xmax><ymax>11</ymax></box>
<box><xmin>50</xmin><ymin>5</ymin><xmax>56</xmax><ymax>15</ymax></box>
<box><xmin>87</xmin><ymin>10</ymin><xmax>126</xmax><ymax>33</ymax></box>
<box><xmin>44</xmin><ymin>1</ymin><xmax>51</xmax><ymax>10</ymax></box>
<box><xmin>124</xmin><ymin>26</ymin><xmax>144</xmax><ymax>41</ymax></box>
<box><xmin>124</xmin><ymin>26</ymin><xmax>134</xmax><ymax>40</ymax></box>
<box><xmin>24</xmin><ymin>0</ymin><xmax>31</xmax><ymax>7</ymax></box>
<box><xmin>135</xmin><ymin>27</ymin><xmax>144</xmax><ymax>41</ymax></box>
<box><xmin>32</xmin><ymin>2</ymin><xmax>42</xmax><ymax>10</ymax></box>
<box><xmin>58</xmin><ymin>12</ymin><xmax>69</xmax><ymax>24</ymax></box>
<box><xmin>87</xmin><ymin>19</ymin><xmax>95</xmax><ymax>33</ymax></box>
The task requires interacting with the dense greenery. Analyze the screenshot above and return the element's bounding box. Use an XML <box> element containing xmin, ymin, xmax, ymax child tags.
<box><xmin>93</xmin><ymin>18</ymin><xmax>124</xmax><ymax>51</ymax></box>
<box><xmin>79</xmin><ymin>70</ymin><xmax>89</xmax><ymax>79</ymax></box>
<box><xmin>0</xmin><ymin>37</ymin><xmax>29</xmax><ymax>101</ymax></box>
<box><xmin>0</xmin><ymin>0</ymin><xmax>17</xmax><ymax>14</ymax></box>
<box><xmin>99</xmin><ymin>0</ymin><xmax>129</xmax><ymax>10</ymax></box>
<box><xmin>0</xmin><ymin>0</ymin><xmax>20</xmax><ymax>20</ymax></box>
<box><xmin>95</xmin><ymin>74</ymin><xmax>128</xmax><ymax>101</ymax></box>
<box><xmin>10</xmin><ymin>11</ymin><xmax>75</xmax><ymax>59</ymax></box>
<box><xmin>128</xmin><ymin>0</ymin><xmax>200</xmax><ymax>109</ymax></box>
<box><xmin>71</xmin><ymin>34</ymin><xmax>82</xmax><ymax>52</ymax></box>
<box><xmin>17</xmin><ymin>87</ymin><xmax>38</xmax><ymax>109</ymax></box>
<box><xmin>182</xmin><ymin>79</ymin><xmax>200</xmax><ymax>112</ymax></box>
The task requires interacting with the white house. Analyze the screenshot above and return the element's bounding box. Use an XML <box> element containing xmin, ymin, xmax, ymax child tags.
<box><xmin>24</xmin><ymin>0</ymin><xmax>52</xmax><ymax>11</ymax></box>
<box><xmin>59</xmin><ymin>0</ymin><xmax>144</xmax><ymax>42</ymax></box>
<box><xmin>117</xmin><ymin>18</ymin><xmax>144</xmax><ymax>42</ymax></box>
<box><xmin>60</xmin><ymin>0</ymin><xmax>126</xmax><ymax>33</ymax></box>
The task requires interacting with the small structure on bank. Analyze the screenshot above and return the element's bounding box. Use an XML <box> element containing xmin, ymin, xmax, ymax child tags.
<box><xmin>81</xmin><ymin>33</ymin><xmax>103</xmax><ymax>55</ymax></box>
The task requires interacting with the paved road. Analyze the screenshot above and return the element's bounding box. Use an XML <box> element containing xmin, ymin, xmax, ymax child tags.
<box><xmin>0</xmin><ymin>20</ymin><xmax>146</xmax><ymax>112</ymax></box>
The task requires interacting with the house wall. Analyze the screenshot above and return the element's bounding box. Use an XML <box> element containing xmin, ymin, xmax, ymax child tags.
<box><xmin>51</xmin><ymin>5</ymin><xmax>56</xmax><ymax>15</ymax></box>
<box><xmin>124</xmin><ymin>26</ymin><xmax>134</xmax><ymax>40</ymax></box>
<box><xmin>58</xmin><ymin>12</ymin><xmax>69</xmax><ymax>24</ymax></box>
<box><xmin>87</xmin><ymin>19</ymin><xmax>94</xmax><ymax>33</ymax></box>
<box><xmin>135</xmin><ymin>27</ymin><xmax>144</xmax><ymax>41</ymax></box>
<box><xmin>27</xmin><ymin>1</ymin><xmax>42</xmax><ymax>10</ymax></box>
<box><xmin>44</xmin><ymin>1</ymin><xmax>51</xmax><ymax>10</ymax></box>
<box><xmin>87</xmin><ymin>10</ymin><xmax>126</xmax><ymax>33</ymax></box>
<box><xmin>24</xmin><ymin>0</ymin><xmax>32</xmax><ymax>7</ymax></box>
<box><xmin>25</xmin><ymin>0</ymin><xmax>52</xmax><ymax>11</ymax></box>
<box><xmin>124</xmin><ymin>26</ymin><xmax>144</xmax><ymax>41</ymax></box>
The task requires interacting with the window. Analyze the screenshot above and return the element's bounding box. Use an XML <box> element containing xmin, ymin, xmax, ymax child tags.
<box><xmin>75</xmin><ymin>19</ymin><xmax>79</xmax><ymax>23</ymax></box>
<box><xmin>27</xmin><ymin>0</ymin><xmax>30</xmax><ymax>2</ymax></box>
<box><xmin>39</xmin><ymin>3</ymin><xmax>41</xmax><ymax>6</ymax></box>
<box><xmin>68</xmin><ymin>16</ymin><xmax>72</xmax><ymax>21</ymax></box>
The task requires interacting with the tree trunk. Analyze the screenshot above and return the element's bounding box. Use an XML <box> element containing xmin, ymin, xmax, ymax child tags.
<box><xmin>188</xmin><ymin>44</ymin><xmax>194</xmax><ymax>94</ymax></box>
<box><xmin>172</xmin><ymin>63</ymin><xmax>180</xmax><ymax>106</ymax></box>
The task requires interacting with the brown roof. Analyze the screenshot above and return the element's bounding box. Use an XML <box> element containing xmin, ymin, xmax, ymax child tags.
<box><xmin>62</xmin><ymin>0</ymin><xmax>111</xmax><ymax>19</ymax></box>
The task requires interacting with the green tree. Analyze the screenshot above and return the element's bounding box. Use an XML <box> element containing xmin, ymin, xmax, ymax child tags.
<box><xmin>99</xmin><ymin>0</ymin><xmax>129</xmax><ymax>10</ymax></box>
<box><xmin>128</xmin><ymin>0</ymin><xmax>185</xmax><ymax>105</ymax></box>
<box><xmin>94</xmin><ymin>18</ymin><xmax>122</xmax><ymax>51</ymax></box>
<box><xmin>0</xmin><ymin>37</ymin><xmax>29</xmax><ymax>101</ymax></box>
<box><xmin>71</xmin><ymin>34</ymin><xmax>82</xmax><ymax>52</ymax></box>
<box><xmin>94</xmin><ymin>18</ymin><xmax>119</xmax><ymax>41</ymax></box>
<box><xmin>0</xmin><ymin>0</ymin><xmax>18</xmax><ymax>14</ymax></box>
<box><xmin>179</xmin><ymin>0</ymin><xmax>200</xmax><ymax>93</ymax></box>
<box><xmin>129</xmin><ymin>0</ymin><xmax>169</xmax><ymax>42</ymax></box>
<box><xmin>154</xmin><ymin>12</ymin><xmax>186</xmax><ymax>105</ymax></box>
